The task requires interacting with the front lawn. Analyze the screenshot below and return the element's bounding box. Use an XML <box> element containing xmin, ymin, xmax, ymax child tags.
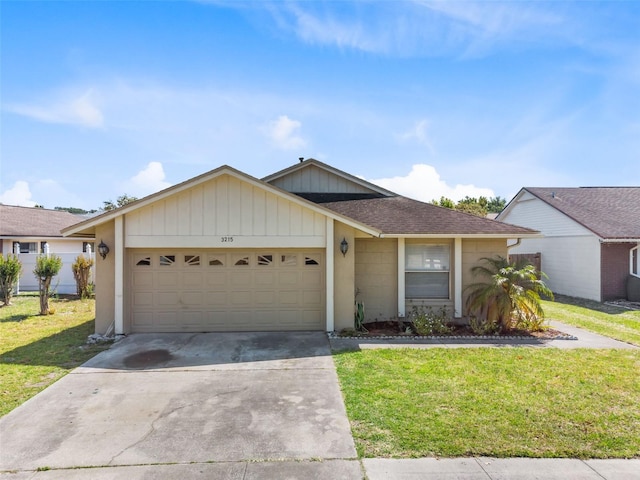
<box><xmin>0</xmin><ymin>294</ymin><xmax>110</xmax><ymax>417</ymax></box>
<box><xmin>543</xmin><ymin>295</ymin><xmax>640</xmax><ymax>347</ymax></box>
<box><xmin>334</xmin><ymin>348</ymin><xmax>640</xmax><ymax>459</ymax></box>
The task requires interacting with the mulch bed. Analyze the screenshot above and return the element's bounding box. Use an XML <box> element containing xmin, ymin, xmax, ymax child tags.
<box><xmin>342</xmin><ymin>320</ymin><xmax>571</xmax><ymax>339</ymax></box>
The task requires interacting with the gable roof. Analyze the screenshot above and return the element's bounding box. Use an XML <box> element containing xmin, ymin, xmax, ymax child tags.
<box><xmin>505</xmin><ymin>187</ymin><xmax>640</xmax><ymax>240</ymax></box>
<box><xmin>322</xmin><ymin>196</ymin><xmax>538</xmax><ymax>237</ymax></box>
<box><xmin>0</xmin><ymin>205</ymin><xmax>86</xmax><ymax>238</ymax></box>
<box><xmin>62</xmin><ymin>165</ymin><xmax>382</xmax><ymax>238</ymax></box>
<box><xmin>263</xmin><ymin>158</ymin><xmax>397</xmax><ymax>197</ymax></box>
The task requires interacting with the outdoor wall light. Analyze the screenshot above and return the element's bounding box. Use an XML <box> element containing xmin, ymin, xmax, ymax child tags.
<box><xmin>98</xmin><ymin>240</ymin><xmax>110</xmax><ymax>260</ymax></box>
<box><xmin>340</xmin><ymin>237</ymin><xmax>349</xmax><ymax>257</ymax></box>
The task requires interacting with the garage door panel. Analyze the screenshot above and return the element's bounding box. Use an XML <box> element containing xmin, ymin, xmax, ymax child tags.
<box><xmin>206</xmin><ymin>272</ymin><xmax>227</xmax><ymax>286</ymax></box>
<box><xmin>157</xmin><ymin>272</ymin><xmax>179</xmax><ymax>287</ymax></box>
<box><xmin>130</xmin><ymin>249</ymin><xmax>324</xmax><ymax>332</ymax></box>
<box><xmin>156</xmin><ymin>292</ymin><xmax>179</xmax><ymax>306</ymax></box>
<box><xmin>132</xmin><ymin>272</ymin><xmax>153</xmax><ymax>288</ymax></box>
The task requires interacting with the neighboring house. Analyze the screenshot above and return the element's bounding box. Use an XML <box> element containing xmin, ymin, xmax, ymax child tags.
<box><xmin>497</xmin><ymin>187</ymin><xmax>640</xmax><ymax>302</ymax></box>
<box><xmin>62</xmin><ymin>159</ymin><xmax>538</xmax><ymax>335</ymax></box>
<box><xmin>0</xmin><ymin>205</ymin><xmax>95</xmax><ymax>295</ymax></box>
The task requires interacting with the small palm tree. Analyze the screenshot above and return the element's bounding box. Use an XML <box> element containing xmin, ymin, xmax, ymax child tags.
<box><xmin>465</xmin><ymin>256</ymin><xmax>553</xmax><ymax>332</ymax></box>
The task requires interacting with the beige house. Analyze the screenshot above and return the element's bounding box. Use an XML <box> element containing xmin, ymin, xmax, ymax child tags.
<box><xmin>62</xmin><ymin>159</ymin><xmax>537</xmax><ymax>335</ymax></box>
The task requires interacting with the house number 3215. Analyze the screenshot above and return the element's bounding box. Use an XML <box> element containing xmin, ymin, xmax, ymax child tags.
<box><xmin>221</xmin><ymin>236</ymin><xmax>234</xmax><ymax>242</ymax></box>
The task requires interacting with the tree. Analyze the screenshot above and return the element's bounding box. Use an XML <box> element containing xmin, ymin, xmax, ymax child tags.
<box><xmin>72</xmin><ymin>255</ymin><xmax>94</xmax><ymax>298</ymax></box>
<box><xmin>431</xmin><ymin>196</ymin><xmax>455</xmax><ymax>209</ymax></box>
<box><xmin>34</xmin><ymin>255</ymin><xmax>63</xmax><ymax>315</ymax></box>
<box><xmin>55</xmin><ymin>206</ymin><xmax>97</xmax><ymax>214</ymax></box>
<box><xmin>102</xmin><ymin>194</ymin><xmax>138</xmax><ymax>211</ymax></box>
<box><xmin>486</xmin><ymin>196</ymin><xmax>507</xmax><ymax>214</ymax></box>
<box><xmin>464</xmin><ymin>256</ymin><xmax>554</xmax><ymax>332</ymax></box>
<box><xmin>0</xmin><ymin>254</ymin><xmax>22</xmax><ymax>306</ymax></box>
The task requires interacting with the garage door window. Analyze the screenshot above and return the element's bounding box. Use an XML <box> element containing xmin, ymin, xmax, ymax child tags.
<box><xmin>160</xmin><ymin>255</ymin><xmax>175</xmax><ymax>266</ymax></box>
<box><xmin>281</xmin><ymin>254</ymin><xmax>297</xmax><ymax>266</ymax></box>
<box><xmin>136</xmin><ymin>256</ymin><xmax>151</xmax><ymax>266</ymax></box>
<box><xmin>234</xmin><ymin>256</ymin><xmax>250</xmax><ymax>266</ymax></box>
<box><xmin>305</xmin><ymin>256</ymin><xmax>319</xmax><ymax>265</ymax></box>
<box><xmin>185</xmin><ymin>255</ymin><xmax>200</xmax><ymax>266</ymax></box>
<box><xmin>258</xmin><ymin>254</ymin><xmax>273</xmax><ymax>266</ymax></box>
<box><xmin>209</xmin><ymin>255</ymin><xmax>225</xmax><ymax>266</ymax></box>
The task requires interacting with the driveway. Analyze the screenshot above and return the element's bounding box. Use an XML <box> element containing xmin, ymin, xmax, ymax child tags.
<box><xmin>0</xmin><ymin>332</ymin><xmax>360</xmax><ymax>479</ymax></box>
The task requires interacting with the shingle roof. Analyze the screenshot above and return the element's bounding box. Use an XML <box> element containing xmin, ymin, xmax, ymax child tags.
<box><xmin>525</xmin><ymin>187</ymin><xmax>640</xmax><ymax>239</ymax></box>
<box><xmin>322</xmin><ymin>196</ymin><xmax>538</xmax><ymax>236</ymax></box>
<box><xmin>0</xmin><ymin>205</ymin><xmax>84</xmax><ymax>237</ymax></box>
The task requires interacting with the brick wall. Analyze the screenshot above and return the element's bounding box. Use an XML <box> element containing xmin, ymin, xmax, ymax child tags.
<box><xmin>600</xmin><ymin>243</ymin><xmax>635</xmax><ymax>301</ymax></box>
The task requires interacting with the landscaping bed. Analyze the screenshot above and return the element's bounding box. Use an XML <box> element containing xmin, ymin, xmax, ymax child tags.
<box><xmin>337</xmin><ymin>320</ymin><xmax>574</xmax><ymax>339</ymax></box>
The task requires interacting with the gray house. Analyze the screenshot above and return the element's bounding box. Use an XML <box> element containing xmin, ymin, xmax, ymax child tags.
<box><xmin>498</xmin><ymin>187</ymin><xmax>640</xmax><ymax>302</ymax></box>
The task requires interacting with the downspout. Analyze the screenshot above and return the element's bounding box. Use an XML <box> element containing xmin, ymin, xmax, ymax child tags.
<box><xmin>507</xmin><ymin>238</ymin><xmax>522</xmax><ymax>250</ymax></box>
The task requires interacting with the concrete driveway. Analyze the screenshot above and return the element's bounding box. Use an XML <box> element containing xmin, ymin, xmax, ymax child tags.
<box><xmin>0</xmin><ymin>332</ymin><xmax>360</xmax><ymax>479</ymax></box>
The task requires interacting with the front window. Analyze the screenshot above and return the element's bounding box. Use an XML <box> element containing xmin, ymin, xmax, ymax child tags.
<box><xmin>405</xmin><ymin>244</ymin><xmax>450</xmax><ymax>299</ymax></box>
<box><xmin>632</xmin><ymin>246</ymin><xmax>639</xmax><ymax>278</ymax></box>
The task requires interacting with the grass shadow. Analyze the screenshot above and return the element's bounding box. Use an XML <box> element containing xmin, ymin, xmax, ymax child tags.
<box><xmin>0</xmin><ymin>320</ymin><xmax>110</xmax><ymax>368</ymax></box>
<box><xmin>552</xmin><ymin>294</ymin><xmax>631</xmax><ymax>315</ymax></box>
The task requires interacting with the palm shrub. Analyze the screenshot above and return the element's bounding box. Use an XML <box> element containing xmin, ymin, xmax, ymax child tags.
<box><xmin>0</xmin><ymin>254</ymin><xmax>22</xmax><ymax>306</ymax></box>
<box><xmin>34</xmin><ymin>254</ymin><xmax>63</xmax><ymax>315</ymax></box>
<box><xmin>72</xmin><ymin>255</ymin><xmax>94</xmax><ymax>298</ymax></box>
<box><xmin>465</xmin><ymin>256</ymin><xmax>553</xmax><ymax>332</ymax></box>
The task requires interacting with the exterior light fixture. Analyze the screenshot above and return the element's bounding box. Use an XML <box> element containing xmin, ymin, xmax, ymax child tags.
<box><xmin>340</xmin><ymin>237</ymin><xmax>349</xmax><ymax>257</ymax></box>
<box><xmin>98</xmin><ymin>240</ymin><xmax>110</xmax><ymax>260</ymax></box>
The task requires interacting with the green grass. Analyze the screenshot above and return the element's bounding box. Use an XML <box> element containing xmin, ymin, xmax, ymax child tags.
<box><xmin>0</xmin><ymin>294</ymin><xmax>110</xmax><ymax>417</ymax></box>
<box><xmin>334</xmin><ymin>348</ymin><xmax>640</xmax><ymax>459</ymax></box>
<box><xmin>543</xmin><ymin>295</ymin><xmax>640</xmax><ymax>347</ymax></box>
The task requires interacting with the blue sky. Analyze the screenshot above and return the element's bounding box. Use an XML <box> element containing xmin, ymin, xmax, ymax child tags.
<box><xmin>1</xmin><ymin>1</ymin><xmax>639</xmax><ymax>210</ymax></box>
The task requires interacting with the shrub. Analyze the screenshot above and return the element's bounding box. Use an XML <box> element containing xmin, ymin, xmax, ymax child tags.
<box><xmin>0</xmin><ymin>254</ymin><xmax>22</xmax><ymax>306</ymax></box>
<box><xmin>409</xmin><ymin>306</ymin><xmax>452</xmax><ymax>336</ymax></box>
<box><xmin>465</xmin><ymin>256</ymin><xmax>553</xmax><ymax>333</ymax></box>
<box><xmin>469</xmin><ymin>315</ymin><xmax>500</xmax><ymax>335</ymax></box>
<box><xmin>34</xmin><ymin>255</ymin><xmax>63</xmax><ymax>315</ymax></box>
<box><xmin>72</xmin><ymin>255</ymin><xmax>94</xmax><ymax>298</ymax></box>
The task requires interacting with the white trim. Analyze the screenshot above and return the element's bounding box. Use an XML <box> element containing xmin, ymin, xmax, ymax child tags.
<box><xmin>114</xmin><ymin>216</ymin><xmax>124</xmax><ymax>335</ymax></box>
<box><xmin>631</xmin><ymin>245</ymin><xmax>639</xmax><ymax>279</ymax></box>
<box><xmin>397</xmin><ymin>238</ymin><xmax>405</xmax><ymax>318</ymax></box>
<box><xmin>325</xmin><ymin>218</ymin><xmax>334</xmax><ymax>332</ymax></box>
<box><xmin>454</xmin><ymin>237</ymin><xmax>462</xmax><ymax>317</ymax></box>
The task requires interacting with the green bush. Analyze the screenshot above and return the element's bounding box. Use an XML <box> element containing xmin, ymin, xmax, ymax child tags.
<box><xmin>409</xmin><ymin>305</ymin><xmax>452</xmax><ymax>335</ymax></box>
<box><xmin>72</xmin><ymin>255</ymin><xmax>94</xmax><ymax>299</ymax></box>
<box><xmin>0</xmin><ymin>254</ymin><xmax>22</xmax><ymax>306</ymax></box>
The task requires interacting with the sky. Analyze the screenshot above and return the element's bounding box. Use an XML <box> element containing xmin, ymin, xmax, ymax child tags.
<box><xmin>1</xmin><ymin>1</ymin><xmax>639</xmax><ymax>211</ymax></box>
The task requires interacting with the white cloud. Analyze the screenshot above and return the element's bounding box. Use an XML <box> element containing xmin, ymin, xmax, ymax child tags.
<box><xmin>0</xmin><ymin>181</ymin><xmax>37</xmax><ymax>207</ymax></box>
<box><xmin>122</xmin><ymin>162</ymin><xmax>172</xmax><ymax>197</ymax></box>
<box><xmin>396</xmin><ymin>119</ymin><xmax>435</xmax><ymax>154</ymax></box>
<box><xmin>263</xmin><ymin>115</ymin><xmax>307</xmax><ymax>150</ymax></box>
<box><xmin>7</xmin><ymin>89</ymin><xmax>104</xmax><ymax>128</ymax></box>
<box><xmin>368</xmin><ymin>164</ymin><xmax>494</xmax><ymax>203</ymax></box>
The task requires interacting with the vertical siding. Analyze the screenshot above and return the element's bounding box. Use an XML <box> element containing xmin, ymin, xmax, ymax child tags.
<box><xmin>354</xmin><ymin>238</ymin><xmax>398</xmax><ymax>322</ymax></box>
<box><xmin>269</xmin><ymin>165</ymin><xmax>378</xmax><ymax>194</ymax></box>
<box><xmin>125</xmin><ymin>174</ymin><xmax>326</xmax><ymax>242</ymax></box>
<box><xmin>601</xmin><ymin>243</ymin><xmax>635</xmax><ymax>300</ymax></box>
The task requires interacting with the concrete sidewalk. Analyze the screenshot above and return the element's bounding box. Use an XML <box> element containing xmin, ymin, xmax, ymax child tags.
<box><xmin>363</xmin><ymin>457</ymin><xmax>640</xmax><ymax>480</ymax></box>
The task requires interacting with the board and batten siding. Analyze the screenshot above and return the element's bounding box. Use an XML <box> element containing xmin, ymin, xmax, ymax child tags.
<box><xmin>125</xmin><ymin>174</ymin><xmax>327</xmax><ymax>248</ymax></box>
<box><xmin>269</xmin><ymin>164</ymin><xmax>377</xmax><ymax>194</ymax></box>
<box><xmin>502</xmin><ymin>194</ymin><xmax>601</xmax><ymax>301</ymax></box>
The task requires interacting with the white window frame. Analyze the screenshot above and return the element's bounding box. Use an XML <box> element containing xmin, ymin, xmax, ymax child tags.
<box><xmin>631</xmin><ymin>245</ymin><xmax>639</xmax><ymax>279</ymax></box>
<box><xmin>405</xmin><ymin>243</ymin><xmax>451</xmax><ymax>299</ymax></box>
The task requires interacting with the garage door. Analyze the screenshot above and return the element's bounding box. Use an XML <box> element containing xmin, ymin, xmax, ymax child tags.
<box><xmin>129</xmin><ymin>249</ymin><xmax>325</xmax><ymax>332</ymax></box>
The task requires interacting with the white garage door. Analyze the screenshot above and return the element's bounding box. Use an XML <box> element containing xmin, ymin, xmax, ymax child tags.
<box><xmin>129</xmin><ymin>249</ymin><xmax>325</xmax><ymax>332</ymax></box>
